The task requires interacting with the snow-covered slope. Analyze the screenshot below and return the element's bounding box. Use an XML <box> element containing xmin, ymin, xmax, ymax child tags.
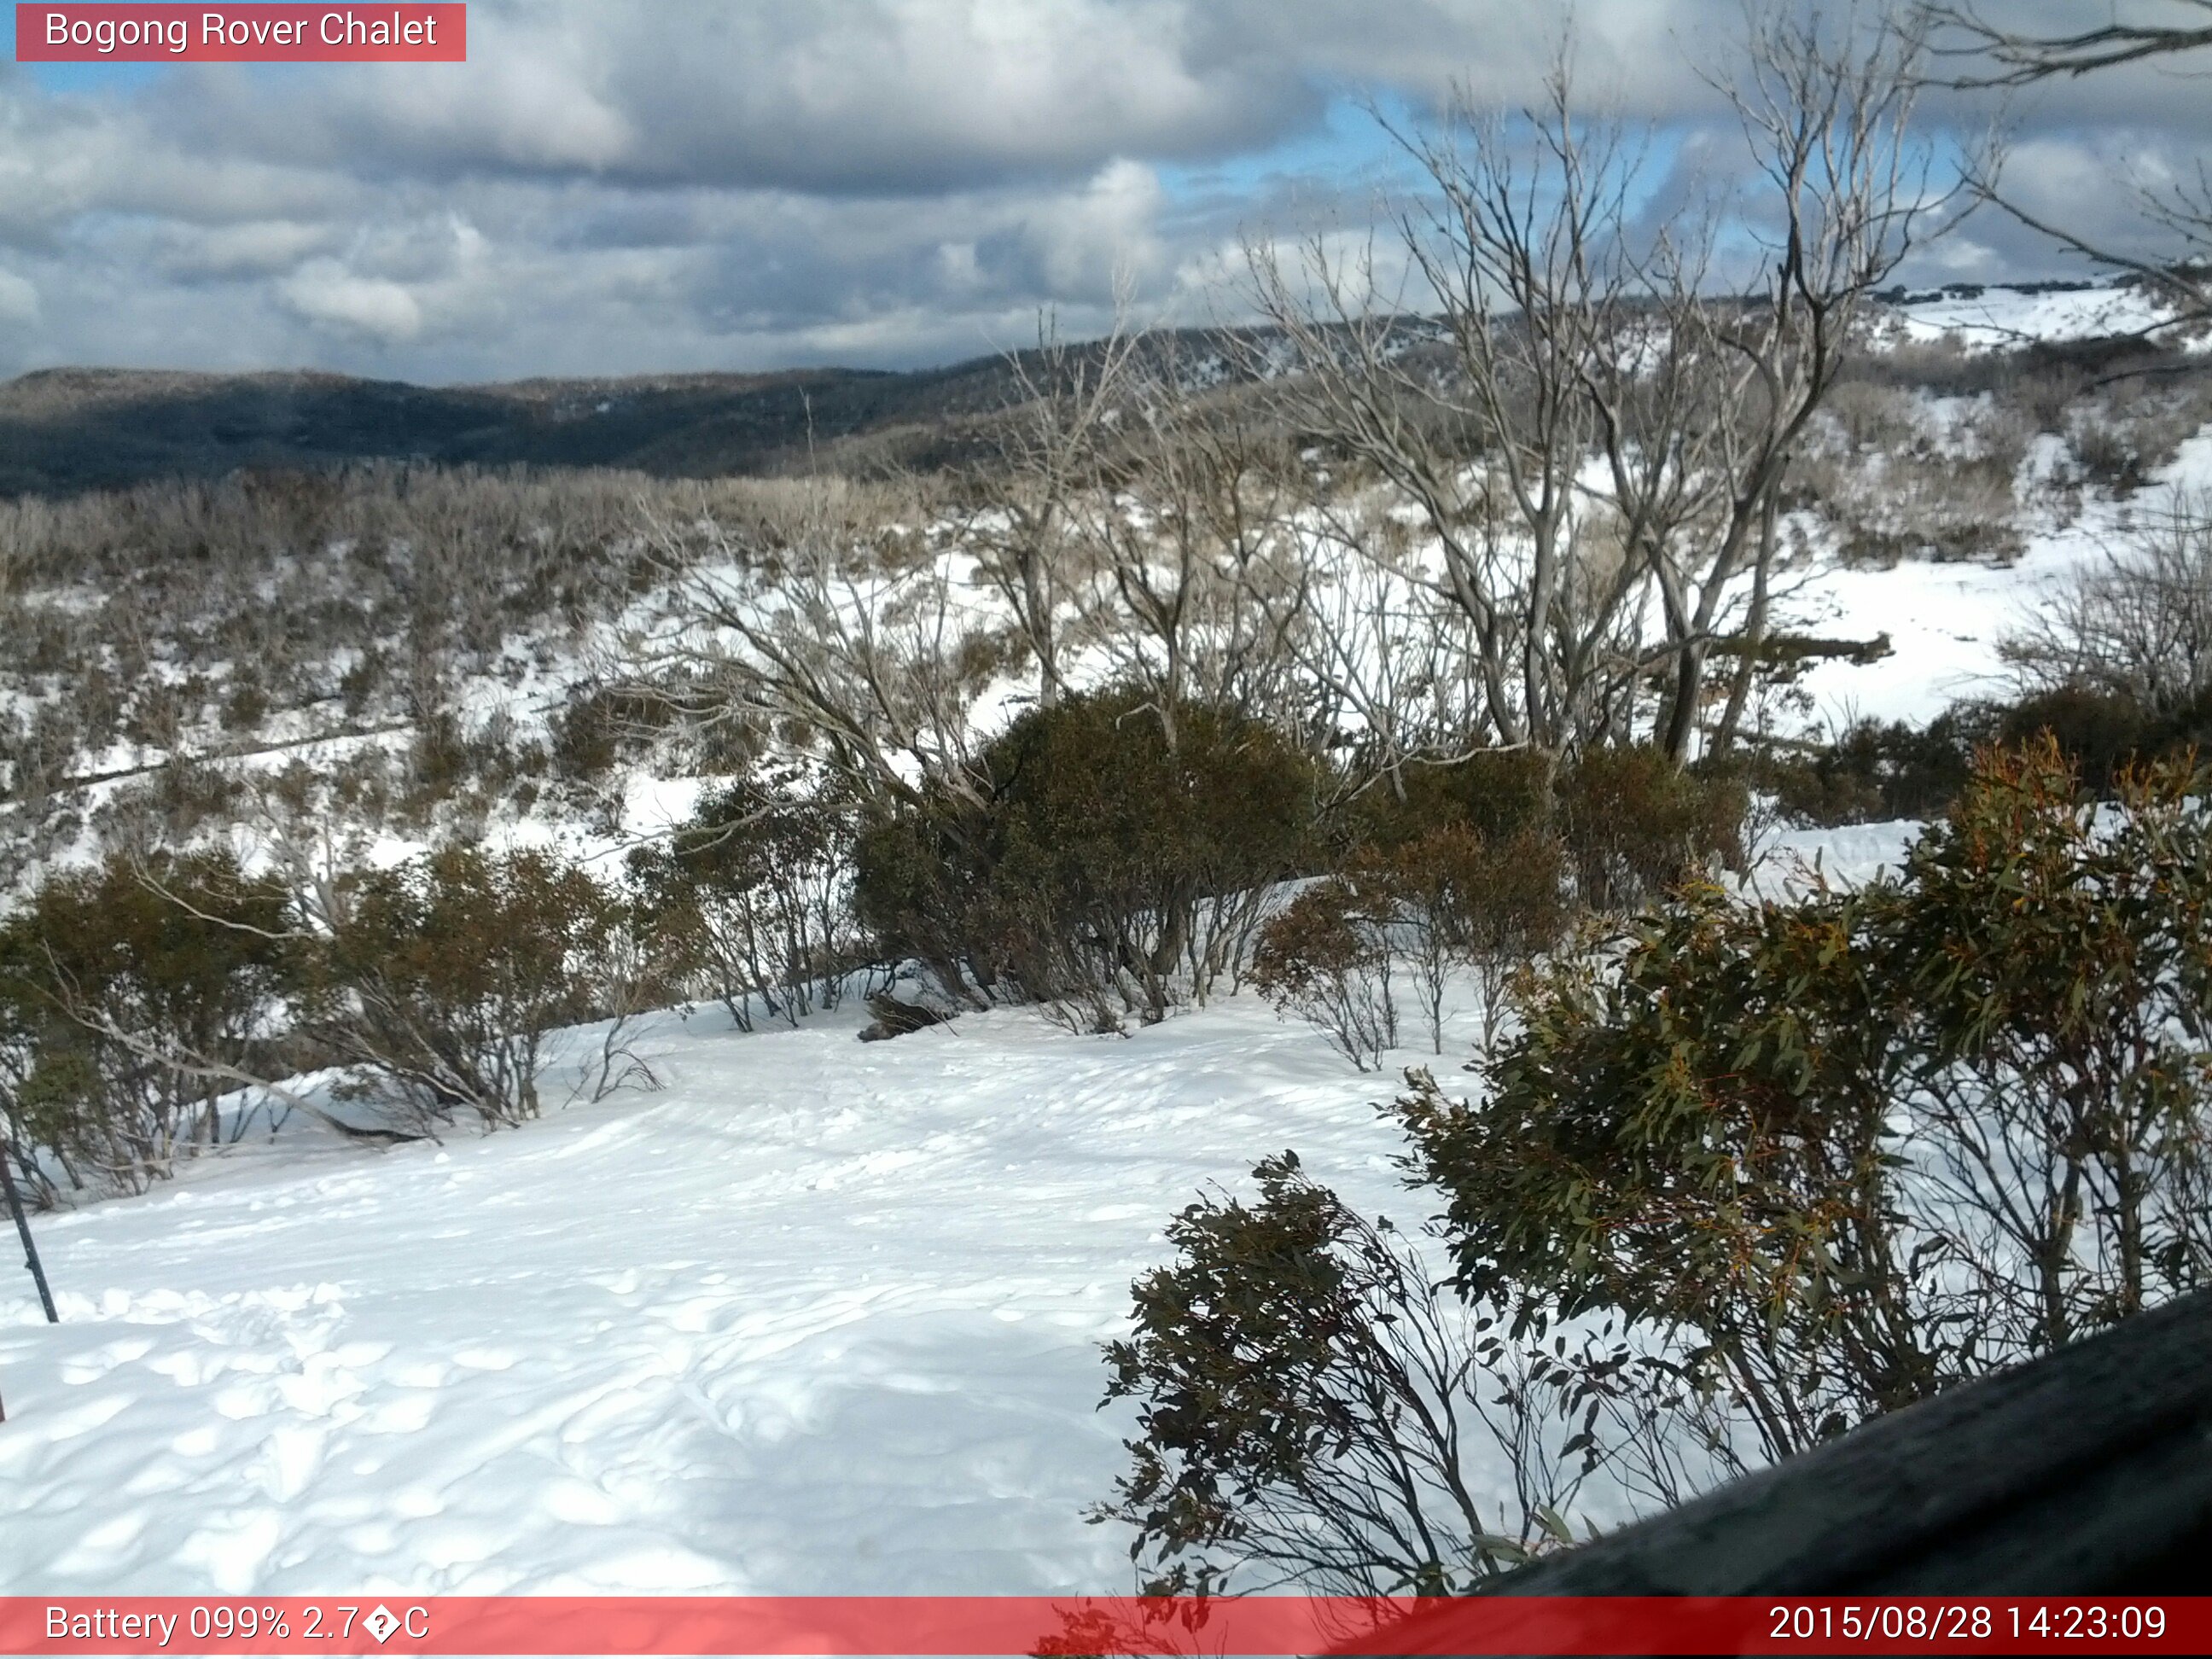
<box><xmin>0</xmin><ymin>793</ymin><xmax>1927</xmax><ymax>1598</ymax></box>
<box><xmin>8</xmin><ymin>276</ymin><xmax>2209</xmax><ymax>1597</ymax></box>
<box><xmin>1882</xmin><ymin>281</ymin><xmax>2182</xmax><ymax>350</ymax></box>
<box><xmin>0</xmin><ymin>998</ymin><xmax>1421</xmax><ymax>1595</ymax></box>
<box><xmin>1790</xmin><ymin>427</ymin><xmax>2212</xmax><ymax>728</ymax></box>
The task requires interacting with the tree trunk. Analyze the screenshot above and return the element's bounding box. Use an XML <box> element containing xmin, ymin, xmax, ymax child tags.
<box><xmin>1660</xmin><ymin>642</ymin><xmax>1706</xmax><ymax>765</ymax></box>
<box><xmin>1</xmin><ymin>1147</ymin><xmax>60</xmax><ymax>1327</ymax></box>
<box><xmin>1714</xmin><ymin>492</ymin><xmax>1778</xmax><ymax>757</ymax></box>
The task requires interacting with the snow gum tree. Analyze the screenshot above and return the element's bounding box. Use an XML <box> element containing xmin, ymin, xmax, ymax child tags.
<box><xmin>1249</xmin><ymin>10</ymin><xmax>1955</xmax><ymax>764</ymax></box>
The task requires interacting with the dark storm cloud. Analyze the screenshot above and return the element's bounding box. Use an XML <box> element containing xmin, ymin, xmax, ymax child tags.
<box><xmin>0</xmin><ymin>1</ymin><xmax>2208</xmax><ymax>381</ymax></box>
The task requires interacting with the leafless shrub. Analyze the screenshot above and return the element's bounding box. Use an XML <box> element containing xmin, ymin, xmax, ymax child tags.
<box><xmin>1793</xmin><ymin>392</ymin><xmax>2027</xmax><ymax>565</ymax></box>
<box><xmin>2003</xmin><ymin>489</ymin><xmax>2212</xmax><ymax>712</ymax></box>
<box><xmin>2064</xmin><ymin>381</ymin><xmax>2212</xmax><ymax>494</ymax></box>
<box><xmin>628</xmin><ymin>471</ymin><xmax>1004</xmax><ymax>820</ymax></box>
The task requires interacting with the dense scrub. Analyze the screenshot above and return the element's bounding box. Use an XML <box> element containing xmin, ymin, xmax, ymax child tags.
<box><xmin>854</xmin><ymin>689</ymin><xmax>1320</xmax><ymax>1028</ymax></box>
<box><xmin>0</xmin><ymin>842</ymin><xmax>681</xmax><ymax>1201</ymax></box>
<box><xmin>630</xmin><ymin>775</ymin><xmax>866</xmax><ymax>1031</ymax></box>
<box><xmin>6</xmin><ymin>296</ymin><xmax>2206</xmax><ymax>893</ymax></box>
<box><xmin>1248</xmin><ymin>747</ymin><xmax>1739</xmax><ymax>1067</ymax></box>
<box><xmin>0</xmin><ymin>465</ymin><xmax>877</xmax><ymax>879</ymax></box>
<box><xmin>0</xmin><ymin>852</ymin><xmax>294</xmax><ymax>1202</ymax></box>
<box><xmin>1101</xmin><ymin>740</ymin><xmax>2212</xmax><ymax>1593</ymax></box>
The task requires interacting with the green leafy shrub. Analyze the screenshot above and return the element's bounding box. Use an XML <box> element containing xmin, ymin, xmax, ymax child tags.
<box><xmin>1757</xmin><ymin>712</ymin><xmax>1982</xmax><ymax>825</ymax></box>
<box><xmin>856</xmin><ymin>688</ymin><xmax>1320</xmax><ymax>1025</ymax></box>
<box><xmin>1758</xmin><ymin>687</ymin><xmax>2212</xmax><ymax>827</ymax></box>
<box><xmin>850</xmin><ymin>795</ymin><xmax>1013</xmax><ymax>1009</ymax></box>
<box><xmin>1994</xmin><ymin>684</ymin><xmax>2212</xmax><ymax>798</ymax></box>
<box><xmin>550</xmin><ymin>686</ymin><xmax>678</xmax><ymax>782</ymax></box>
<box><xmin>1389</xmin><ymin>824</ymin><xmax>1570</xmax><ymax>1056</ymax></box>
<box><xmin>1249</xmin><ymin>875</ymin><xmax>1399</xmax><ymax>1069</ymax></box>
<box><xmin>1404</xmin><ymin>736</ymin><xmax>2212</xmax><ymax>1470</ymax></box>
<box><xmin>1095</xmin><ymin>1150</ymin><xmax>1615</xmax><ymax>1596</ymax></box>
<box><xmin>1259</xmin><ymin>824</ymin><xmax>1571</xmax><ymax>1063</ymax></box>
<box><xmin>631</xmin><ymin>775</ymin><xmax>862</xmax><ymax>1030</ymax></box>
<box><xmin>1347</xmin><ymin>750</ymin><xmax>1552</xmax><ymax>855</ymax></box>
<box><xmin>1107</xmin><ymin>739</ymin><xmax>2212</xmax><ymax>1591</ymax></box>
<box><xmin>1877</xmin><ymin>736</ymin><xmax>2212</xmax><ymax>1349</ymax></box>
<box><xmin>1398</xmin><ymin>881</ymin><xmax>1924</xmax><ymax>1473</ymax></box>
<box><xmin>0</xmin><ymin>851</ymin><xmax>296</xmax><ymax>1197</ymax></box>
<box><xmin>308</xmin><ymin>847</ymin><xmax>622</xmax><ymax>1129</ymax></box>
<box><xmin>1555</xmin><ymin>746</ymin><xmax>1744</xmax><ymax>911</ymax></box>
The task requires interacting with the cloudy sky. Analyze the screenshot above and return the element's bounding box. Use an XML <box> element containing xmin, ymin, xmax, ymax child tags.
<box><xmin>1</xmin><ymin>0</ymin><xmax>2206</xmax><ymax>383</ymax></box>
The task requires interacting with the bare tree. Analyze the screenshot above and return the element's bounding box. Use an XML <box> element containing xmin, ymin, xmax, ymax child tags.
<box><xmin>1933</xmin><ymin>2</ymin><xmax>2212</xmax><ymax>85</ymax></box>
<box><xmin>1063</xmin><ymin>346</ymin><xmax>1312</xmax><ymax>748</ymax></box>
<box><xmin>960</xmin><ymin>311</ymin><xmax>1138</xmax><ymax>711</ymax></box>
<box><xmin>1933</xmin><ymin>2</ymin><xmax>2212</xmax><ymax>312</ymax></box>
<box><xmin>2001</xmin><ymin>488</ymin><xmax>2212</xmax><ymax>711</ymax></box>
<box><xmin>1253</xmin><ymin>15</ymin><xmax>1953</xmax><ymax>765</ymax></box>
<box><xmin>1645</xmin><ymin>4</ymin><xmax>1954</xmax><ymax>759</ymax></box>
<box><xmin>629</xmin><ymin>474</ymin><xmax>1002</xmax><ymax>818</ymax></box>
<box><xmin>1249</xmin><ymin>67</ymin><xmax>1643</xmax><ymax>761</ymax></box>
<box><xmin>1288</xmin><ymin>522</ymin><xmax>1489</xmax><ymax>799</ymax></box>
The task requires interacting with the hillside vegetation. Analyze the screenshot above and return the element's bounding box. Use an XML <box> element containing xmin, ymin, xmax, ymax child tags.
<box><xmin>11</xmin><ymin>5</ymin><xmax>2212</xmax><ymax>1601</ymax></box>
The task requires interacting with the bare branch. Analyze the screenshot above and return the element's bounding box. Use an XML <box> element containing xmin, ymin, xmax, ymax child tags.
<box><xmin>1929</xmin><ymin>2</ymin><xmax>2212</xmax><ymax>87</ymax></box>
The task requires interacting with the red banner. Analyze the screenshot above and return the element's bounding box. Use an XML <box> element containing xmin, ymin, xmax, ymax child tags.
<box><xmin>15</xmin><ymin>5</ymin><xmax>464</xmax><ymax>62</ymax></box>
<box><xmin>0</xmin><ymin>1597</ymin><xmax>2200</xmax><ymax>1656</ymax></box>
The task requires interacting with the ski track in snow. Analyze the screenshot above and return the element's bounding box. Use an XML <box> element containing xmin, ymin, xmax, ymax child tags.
<box><xmin>0</xmin><ymin>999</ymin><xmax>1423</xmax><ymax>1594</ymax></box>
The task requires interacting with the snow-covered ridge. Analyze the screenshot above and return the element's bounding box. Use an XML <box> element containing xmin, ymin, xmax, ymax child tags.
<box><xmin>1877</xmin><ymin>276</ymin><xmax>2197</xmax><ymax>351</ymax></box>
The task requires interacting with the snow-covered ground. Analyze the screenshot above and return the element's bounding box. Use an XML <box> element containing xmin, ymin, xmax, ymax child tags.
<box><xmin>1</xmin><ymin>997</ymin><xmax>1427</xmax><ymax>1595</ymax></box>
<box><xmin>1884</xmin><ymin>281</ymin><xmax>2183</xmax><ymax>351</ymax></box>
<box><xmin>0</xmin><ymin>798</ymin><xmax>1926</xmax><ymax>1596</ymax></box>
<box><xmin>1790</xmin><ymin>430</ymin><xmax>2212</xmax><ymax>729</ymax></box>
<box><xmin>1790</xmin><ymin>528</ymin><xmax>2072</xmax><ymax>727</ymax></box>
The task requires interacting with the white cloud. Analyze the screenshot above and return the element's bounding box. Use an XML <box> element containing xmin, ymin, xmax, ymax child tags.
<box><xmin>276</xmin><ymin>259</ymin><xmax>422</xmax><ymax>342</ymax></box>
<box><xmin>1022</xmin><ymin>159</ymin><xmax>1167</xmax><ymax>298</ymax></box>
<box><xmin>160</xmin><ymin>219</ymin><xmax>335</xmax><ymax>279</ymax></box>
<box><xmin>1</xmin><ymin>2</ymin><xmax>2209</xmax><ymax>380</ymax></box>
<box><xmin>0</xmin><ymin>268</ymin><xmax>38</xmax><ymax>326</ymax></box>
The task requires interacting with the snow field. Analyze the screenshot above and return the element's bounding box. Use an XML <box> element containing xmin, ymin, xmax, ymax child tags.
<box><xmin>0</xmin><ymin>997</ymin><xmax>1422</xmax><ymax>1594</ymax></box>
<box><xmin>1885</xmin><ymin>283</ymin><xmax>2183</xmax><ymax>351</ymax></box>
<box><xmin>9</xmin><ymin>276</ymin><xmax>2208</xmax><ymax>1597</ymax></box>
<box><xmin>1791</xmin><ymin>431</ymin><xmax>2212</xmax><ymax>729</ymax></box>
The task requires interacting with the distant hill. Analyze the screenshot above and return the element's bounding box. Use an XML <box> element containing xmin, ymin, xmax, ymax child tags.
<box><xmin>4</xmin><ymin>282</ymin><xmax>2164</xmax><ymax>498</ymax></box>
<box><xmin>0</xmin><ymin>356</ymin><xmax>1048</xmax><ymax>497</ymax></box>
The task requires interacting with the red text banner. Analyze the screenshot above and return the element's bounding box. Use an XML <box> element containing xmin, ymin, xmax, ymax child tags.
<box><xmin>16</xmin><ymin>5</ymin><xmax>464</xmax><ymax>62</ymax></box>
<box><xmin>0</xmin><ymin>1596</ymin><xmax>2201</xmax><ymax>1656</ymax></box>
